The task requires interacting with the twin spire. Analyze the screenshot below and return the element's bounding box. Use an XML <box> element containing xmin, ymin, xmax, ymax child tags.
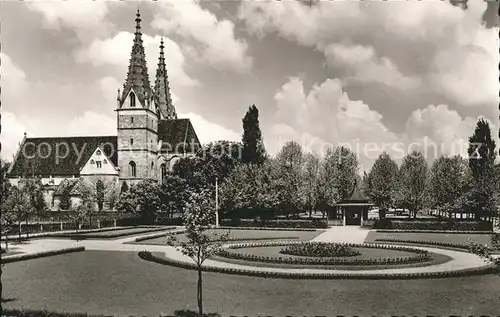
<box><xmin>120</xmin><ymin>9</ymin><xmax>176</xmax><ymax>119</ymax></box>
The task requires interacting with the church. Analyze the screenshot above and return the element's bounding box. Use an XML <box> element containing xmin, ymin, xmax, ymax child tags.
<box><xmin>7</xmin><ymin>11</ymin><xmax>201</xmax><ymax>210</ymax></box>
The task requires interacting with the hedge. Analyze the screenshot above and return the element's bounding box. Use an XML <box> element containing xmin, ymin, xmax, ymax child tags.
<box><xmin>1</xmin><ymin>246</ymin><xmax>85</xmax><ymax>264</ymax></box>
<box><xmin>218</xmin><ymin>241</ymin><xmax>431</xmax><ymax>266</ymax></box>
<box><xmin>217</xmin><ymin>226</ymin><xmax>318</xmax><ymax>232</ymax></box>
<box><xmin>373</xmin><ymin>219</ymin><xmax>492</xmax><ymax>231</ymax></box>
<box><xmin>219</xmin><ymin>219</ymin><xmax>328</xmax><ymax>229</ymax></box>
<box><xmin>1</xmin><ymin>309</ymin><xmax>108</xmax><ymax>317</ymax></box>
<box><xmin>374</xmin><ymin>238</ymin><xmax>496</xmax><ymax>252</ymax></box>
<box><xmin>138</xmin><ymin>251</ymin><xmax>498</xmax><ymax>280</ymax></box>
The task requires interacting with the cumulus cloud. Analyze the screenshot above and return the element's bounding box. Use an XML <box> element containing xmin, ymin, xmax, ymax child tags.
<box><xmin>0</xmin><ymin>53</ymin><xmax>29</xmax><ymax>100</ymax></box>
<box><xmin>152</xmin><ymin>0</ymin><xmax>252</xmax><ymax>72</ymax></box>
<box><xmin>266</xmin><ymin>77</ymin><xmax>498</xmax><ymax>171</ymax></box>
<box><xmin>267</xmin><ymin>77</ymin><xmax>403</xmax><ymax>170</ymax></box>
<box><xmin>324</xmin><ymin>43</ymin><xmax>421</xmax><ymax>90</ymax></box>
<box><xmin>179</xmin><ymin>112</ymin><xmax>241</xmax><ymax>145</ymax></box>
<box><xmin>239</xmin><ymin>0</ymin><xmax>499</xmax><ymax>108</ymax></box>
<box><xmin>0</xmin><ymin>112</ymin><xmax>30</xmax><ymax>161</ymax></box>
<box><xmin>77</xmin><ymin>32</ymin><xmax>199</xmax><ymax>88</ymax></box>
<box><xmin>26</xmin><ymin>0</ymin><xmax>111</xmax><ymax>41</ymax></box>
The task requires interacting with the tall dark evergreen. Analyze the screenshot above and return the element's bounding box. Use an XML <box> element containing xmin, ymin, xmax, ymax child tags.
<box><xmin>96</xmin><ymin>179</ymin><xmax>105</xmax><ymax>211</ymax></box>
<box><xmin>242</xmin><ymin>105</ymin><xmax>266</xmax><ymax>165</ymax></box>
<box><xmin>467</xmin><ymin>119</ymin><xmax>497</xmax><ymax>219</ymax></box>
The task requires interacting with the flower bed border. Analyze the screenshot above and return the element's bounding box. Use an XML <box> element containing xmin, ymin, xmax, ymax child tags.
<box><xmin>374</xmin><ymin>238</ymin><xmax>495</xmax><ymax>252</ymax></box>
<box><xmin>1</xmin><ymin>246</ymin><xmax>86</xmax><ymax>264</ymax></box>
<box><xmin>218</xmin><ymin>241</ymin><xmax>431</xmax><ymax>266</ymax></box>
<box><xmin>138</xmin><ymin>251</ymin><xmax>498</xmax><ymax>280</ymax></box>
<box><xmin>376</xmin><ymin>229</ymin><xmax>492</xmax><ymax>234</ymax></box>
<box><xmin>217</xmin><ymin>226</ymin><xmax>319</xmax><ymax>232</ymax></box>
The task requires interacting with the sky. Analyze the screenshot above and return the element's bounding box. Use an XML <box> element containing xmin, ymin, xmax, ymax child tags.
<box><xmin>1</xmin><ymin>0</ymin><xmax>499</xmax><ymax>173</ymax></box>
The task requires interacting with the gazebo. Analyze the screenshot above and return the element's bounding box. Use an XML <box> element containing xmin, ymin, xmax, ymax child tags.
<box><xmin>330</xmin><ymin>185</ymin><xmax>374</xmax><ymax>226</ymax></box>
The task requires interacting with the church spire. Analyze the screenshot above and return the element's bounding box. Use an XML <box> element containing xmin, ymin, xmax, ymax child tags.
<box><xmin>120</xmin><ymin>9</ymin><xmax>152</xmax><ymax>107</ymax></box>
<box><xmin>154</xmin><ymin>37</ymin><xmax>177</xmax><ymax>119</ymax></box>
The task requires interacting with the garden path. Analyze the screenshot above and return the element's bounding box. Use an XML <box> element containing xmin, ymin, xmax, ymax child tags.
<box><xmin>311</xmin><ymin>226</ymin><xmax>371</xmax><ymax>244</ymax></box>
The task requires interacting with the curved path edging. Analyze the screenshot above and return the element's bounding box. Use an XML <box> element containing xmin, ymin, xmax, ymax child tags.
<box><xmin>141</xmin><ymin>243</ymin><xmax>496</xmax><ymax>279</ymax></box>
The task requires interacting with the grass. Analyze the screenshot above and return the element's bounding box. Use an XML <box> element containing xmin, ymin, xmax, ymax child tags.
<box><xmin>134</xmin><ymin>228</ymin><xmax>323</xmax><ymax>245</ymax></box>
<box><xmin>45</xmin><ymin>226</ymin><xmax>175</xmax><ymax>239</ymax></box>
<box><xmin>365</xmin><ymin>231</ymin><xmax>493</xmax><ymax>246</ymax></box>
<box><xmin>2</xmin><ymin>250</ymin><xmax>500</xmax><ymax>315</ymax></box>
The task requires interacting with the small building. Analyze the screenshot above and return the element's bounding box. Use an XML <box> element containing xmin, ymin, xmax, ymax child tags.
<box><xmin>329</xmin><ymin>185</ymin><xmax>374</xmax><ymax>226</ymax></box>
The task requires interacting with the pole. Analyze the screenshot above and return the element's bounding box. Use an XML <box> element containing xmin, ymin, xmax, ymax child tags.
<box><xmin>215</xmin><ymin>177</ymin><xmax>219</xmax><ymax>227</ymax></box>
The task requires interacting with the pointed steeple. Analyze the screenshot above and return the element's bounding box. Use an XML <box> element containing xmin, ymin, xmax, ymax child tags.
<box><xmin>120</xmin><ymin>9</ymin><xmax>152</xmax><ymax>107</ymax></box>
<box><xmin>154</xmin><ymin>37</ymin><xmax>177</xmax><ymax>119</ymax></box>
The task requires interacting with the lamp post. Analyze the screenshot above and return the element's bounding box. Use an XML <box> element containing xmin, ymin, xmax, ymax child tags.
<box><xmin>215</xmin><ymin>177</ymin><xmax>219</xmax><ymax>227</ymax></box>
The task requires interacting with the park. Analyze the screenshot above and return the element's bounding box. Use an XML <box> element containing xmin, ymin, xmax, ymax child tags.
<box><xmin>1</xmin><ymin>109</ymin><xmax>500</xmax><ymax>316</ymax></box>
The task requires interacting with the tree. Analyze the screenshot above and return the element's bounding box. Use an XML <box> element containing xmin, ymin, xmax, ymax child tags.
<box><xmin>105</xmin><ymin>182</ymin><xmax>120</xmax><ymax>211</ymax></box>
<box><xmin>18</xmin><ymin>177</ymin><xmax>46</xmax><ymax>239</ymax></box>
<box><xmin>69</xmin><ymin>204</ymin><xmax>88</xmax><ymax>237</ymax></box>
<box><xmin>242</xmin><ymin>105</ymin><xmax>266</xmax><ymax>165</ymax></box>
<box><xmin>120</xmin><ymin>181</ymin><xmax>129</xmax><ymax>194</ymax></box>
<box><xmin>273</xmin><ymin>141</ymin><xmax>305</xmax><ymax>216</ymax></box>
<box><xmin>398</xmin><ymin>151</ymin><xmax>429</xmax><ymax>219</ymax></box>
<box><xmin>159</xmin><ymin>174</ymin><xmax>190</xmax><ymax>219</ymax></box>
<box><xmin>95</xmin><ymin>179</ymin><xmax>105</xmax><ymax>212</ymax></box>
<box><xmin>467</xmin><ymin>119</ymin><xmax>497</xmax><ymax>220</ymax></box>
<box><xmin>316</xmin><ymin>146</ymin><xmax>359</xmax><ymax>218</ymax></box>
<box><xmin>220</xmin><ymin>161</ymin><xmax>277</xmax><ymax>219</ymax></box>
<box><xmin>117</xmin><ymin>180</ymin><xmax>162</xmax><ymax>223</ymax></box>
<box><xmin>367</xmin><ymin>152</ymin><xmax>398</xmax><ymax>219</ymax></box>
<box><xmin>167</xmin><ymin>189</ymin><xmax>229</xmax><ymax>317</ymax></box>
<box><xmin>1</xmin><ymin>186</ymin><xmax>30</xmax><ymax>241</ymax></box>
<box><xmin>428</xmin><ymin>155</ymin><xmax>468</xmax><ymax>218</ymax></box>
<box><xmin>300</xmin><ymin>153</ymin><xmax>320</xmax><ymax>218</ymax></box>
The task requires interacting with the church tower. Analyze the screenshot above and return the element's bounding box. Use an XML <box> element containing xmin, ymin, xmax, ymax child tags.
<box><xmin>154</xmin><ymin>37</ymin><xmax>177</xmax><ymax>120</ymax></box>
<box><xmin>116</xmin><ymin>10</ymin><xmax>158</xmax><ymax>185</ymax></box>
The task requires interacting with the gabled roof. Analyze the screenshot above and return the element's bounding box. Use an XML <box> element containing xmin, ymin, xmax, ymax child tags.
<box><xmin>8</xmin><ymin>136</ymin><xmax>118</xmax><ymax>177</ymax></box>
<box><xmin>158</xmin><ymin>118</ymin><xmax>201</xmax><ymax>154</ymax></box>
<box><xmin>336</xmin><ymin>181</ymin><xmax>372</xmax><ymax>206</ymax></box>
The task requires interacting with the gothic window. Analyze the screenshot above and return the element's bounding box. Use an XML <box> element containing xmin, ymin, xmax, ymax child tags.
<box><xmin>96</xmin><ymin>161</ymin><xmax>102</xmax><ymax>168</ymax></box>
<box><xmin>96</xmin><ymin>150</ymin><xmax>101</xmax><ymax>156</ymax></box>
<box><xmin>130</xmin><ymin>92</ymin><xmax>136</xmax><ymax>107</ymax></box>
<box><xmin>129</xmin><ymin>161</ymin><xmax>136</xmax><ymax>177</ymax></box>
<box><xmin>103</xmin><ymin>159</ymin><xmax>107</xmax><ymax>164</ymax></box>
<box><xmin>131</xmin><ymin>117</ymin><xmax>134</xmax><ymax>124</ymax></box>
<box><xmin>130</xmin><ymin>138</ymin><xmax>134</xmax><ymax>146</ymax></box>
<box><xmin>161</xmin><ymin>163</ymin><xmax>166</xmax><ymax>181</ymax></box>
<box><xmin>90</xmin><ymin>159</ymin><xmax>95</xmax><ymax>164</ymax></box>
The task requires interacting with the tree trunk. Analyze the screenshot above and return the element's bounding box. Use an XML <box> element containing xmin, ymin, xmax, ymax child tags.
<box><xmin>197</xmin><ymin>268</ymin><xmax>203</xmax><ymax>317</ymax></box>
<box><xmin>25</xmin><ymin>217</ymin><xmax>29</xmax><ymax>239</ymax></box>
<box><xmin>5</xmin><ymin>230</ymin><xmax>9</xmax><ymax>251</ymax></box>
<box><xmin>18</xmin><ymin>222</ymin><xmax>22</xmax><ymax>241</ymax></box>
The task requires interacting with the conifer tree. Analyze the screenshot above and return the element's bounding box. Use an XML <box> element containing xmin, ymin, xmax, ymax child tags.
<box><xmin>242</xmin><ymin>105</ymin><xmax>266</xmax><ymax>165</ymax></box>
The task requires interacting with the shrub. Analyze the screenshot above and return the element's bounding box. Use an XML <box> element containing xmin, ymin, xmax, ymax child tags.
<box><xmin>280</xmin><ymin>242</ymin><xmax>360</xmax><ymax>257</ymax></box>
<box><xmin>373</xmin><ymin>219</ymin><xmax>492</xmax><ymax>231</ymax></box>
<box><xmin>219</xmin><ymin>219</ymin><xmax>327</xmax><ymax>229</ymax></box>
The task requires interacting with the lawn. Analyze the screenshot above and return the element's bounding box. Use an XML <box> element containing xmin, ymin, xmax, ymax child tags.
<box><xmin>365</xmin><ymin>231</ymin><xmax>493</xmax><ymax>246</ymax></box>
<box><xmin>46</xmin><ymin>226</ymin><xmax>175</xmax><ymax>239</ymax></box>
<box><xmin>135</xmin><ymin>228</ymin><xmax>323</xmax><ymax>245</ymax></box>
<box><xmin>2</xmin><ymin>250</ymin><xmax>500</xmax><ymax>316</ymax></box>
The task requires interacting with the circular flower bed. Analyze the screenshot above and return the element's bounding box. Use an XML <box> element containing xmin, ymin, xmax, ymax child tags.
<box><xmin>280</xmin><ymin>242</ymin><xmax>360</xmax><ymax>257</ymax></box>
<box><xmin>217</xmin><ymin>241</ymin><xmax>432</xmax><ymax>266</ymax></box>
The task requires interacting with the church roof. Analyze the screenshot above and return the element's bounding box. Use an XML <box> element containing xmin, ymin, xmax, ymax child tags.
<box><xmin>158</xmin><ymin>118</ymin><xmax>201</xmax><ymax>154</ymax></box>
<box><xmin>8</xmin><ymin>136</ymin><xmax>118</xmax><ymax>177</ymax></box>
<box><xmin>154</xmin><ymin>38</ymin><xmax>176</xmax><ymax>119</ymax></box>
<box><xmin>120</xmin><ymin>10</ymin><xmax>152</xmax><ymax>108</ymax></box>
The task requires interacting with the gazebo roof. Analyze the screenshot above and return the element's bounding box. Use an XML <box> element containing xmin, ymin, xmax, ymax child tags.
<box><xmin>335</xmin><ymin>182</ymin><xmax>373</xmax><ymax>206</ymax></box>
